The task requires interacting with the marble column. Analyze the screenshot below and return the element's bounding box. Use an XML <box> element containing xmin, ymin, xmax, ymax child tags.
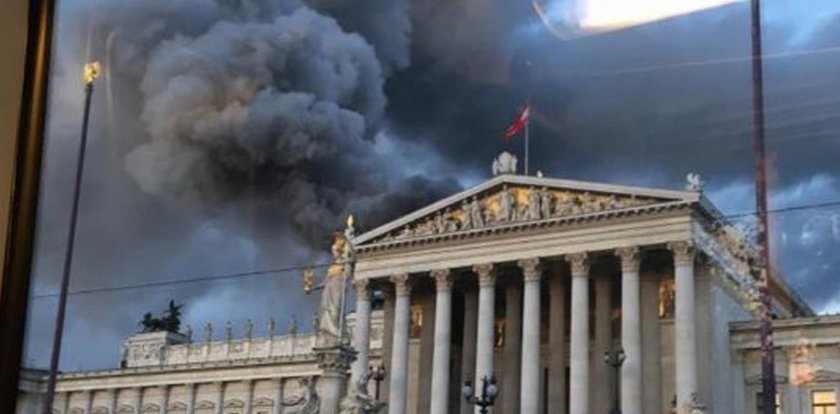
<box><xmin>109</xmin><ymin>389</ymin><xmax>118</xmax><ymax>414</ymax></box>
<box><xmin>548</xmin><ymin>263</ymin><xmax>567</xmax><ymax>414</ymax></box>
<box><xmin>567</xmin><ymin>252</ymin><xmax>590</xmax><ymax>414</ymax></box>
<box><xmin>617</xmin><ymin>246</ymin><xmax>642</xmax><ymax>414</ymax></box>
<box><xmin>351</xmin><ymin>278</ymin><xmax>373</xmax><ymax>386</ymax></box>
<box><xmin>134</xmin><ymin>388</ymin><xmax>143</xmax><ymax>414</ymax></box>
<box><xmin>244</xmin><ymin>380</ymin><xmax>254</xmax><ymax>414</ymax></box>
<box><xmin>519</xmin><ymin>258</ymin><xmax>542</xmax><ymax>414</ymax></box>
<box><xmin>62</xmin><ymin>391</ymin><xmax>71</xmax><ymax>414</ymax></box>
<box><xmin>430</xmin><ymin>269</ymin><xmax>453</xmax><ymax>414</ymax></box>
<box><xmin>460</xmin><ymin>288</ymin><xmax>479</xmax><ymax>414</ymax></box>
<box><xmin>215</xmin><ymin>382</ymin><xmax>225</xmax><ymax>414</ymax></box>
<box><xmin>160</xmin><ymin>385</ymin><xmax>169</xmax><ymax>414</ymax></box>
<box><xmin>473</xmin><ymin>263</ymin><xmax>496</xmax><ymax>414</ymax></box>
<box><xmin>274</xmin><ymin>378</ymin><xmax>284</xmax><ymax>414</ymax></box>
<box><xmin>388</xmin><ymin>274</ymin><xmax>411</xmax><ymax>414</ymax></box>
<box><xmin>186</xmin><ymin>383</ymin><xmax>196</xmax><ymax>414</ymax></box>
<box><xmin>501</xmin><ymin>276</ymin><xmax>522</xmax><ymax>414</ymax></box>
<box><xmin>669</xmin><ymin>241</ymin><xmax>697</xmax><ymax>410</ymax></box>
<box><xmin>84</xmin><ymin>391</ymin><xmax>93</xmax><ymax>414</ymax></box>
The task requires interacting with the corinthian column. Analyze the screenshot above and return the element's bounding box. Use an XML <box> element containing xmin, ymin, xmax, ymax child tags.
<box><xmin>430</xmin><ymin>269</ymin><xmax>453</xmax><ymax>414</ymax></box>
<box><xmin>567</xmin><ymin>252</ymin><xmax>590</xmax><ymax>414</ymax></box>
<box><xmin>388</xmin><ymin>274</ymin><xmax>412</xmax><ymax>414</ymax></box>
<box><xmin>616</xmin><ymin>246</ymin><xmax>642</xmax><ymax>414</ymax></box>
<box><xmin>473</xmin><ymin>263</ymin><xmax>496</xmax><ymax>414</ymax></box>
<box><xmin>351</xmin><ymin>278</ymin><xmax>372</xmax><ymax>386</ymax></box>
<box><xmin>668</xmin><ymin>241</ymin><xmax>698</xmax><ymax>410</ymax></box>
<box><xmin>519</xmin><ymin>258</ymin><xmax>542</xmax><ymax>414</ymax></box>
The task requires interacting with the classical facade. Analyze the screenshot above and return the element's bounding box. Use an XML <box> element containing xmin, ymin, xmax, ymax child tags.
<box><xmin>27</xmin><ymin>166</ymin><xmax>840</xmax><ymax>414</ymax></box>
<box><xmin>31</xmin><ymin>313</ymin><xmax>384</xmax><ymax>414</ymax></box>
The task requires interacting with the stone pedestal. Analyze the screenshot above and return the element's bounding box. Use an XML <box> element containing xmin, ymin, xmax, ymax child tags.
<box><xmin>315</xmin><ymin>344</ymin><xmax>357</xmax><ymax>413</ymax></box>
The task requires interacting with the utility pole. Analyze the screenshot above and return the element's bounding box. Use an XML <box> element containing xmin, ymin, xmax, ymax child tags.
<box><xmin>749</xmin><ymin>1</ymin><xmax>777</xmax><ymax>413</ymax></box>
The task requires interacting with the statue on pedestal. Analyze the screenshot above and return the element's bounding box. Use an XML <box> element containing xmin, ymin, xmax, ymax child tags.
<box><xmin>315</xmin><ymin>228</ymin><xmax>352</xmax><ymax>347</ymax></box>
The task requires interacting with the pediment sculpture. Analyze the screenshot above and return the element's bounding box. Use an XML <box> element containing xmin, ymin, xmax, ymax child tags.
<box><xmin>376</xmin><ymin>185</ymin><xmax>660</xmax><ymax>243</ymax></box>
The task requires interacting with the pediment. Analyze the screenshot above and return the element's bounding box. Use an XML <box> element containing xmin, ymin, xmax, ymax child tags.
<box><xmin>224</xmin><ymin>399</ymin><xmax>245</xmax><ymax>408</ymax></box>
<box><xmin>92</xmin><ymin>407</ymin><xmax>110</xmax><ymax>414</ymax></box>
<box><xmin>195</xmin><ymin>400</ymin><xmax>215</xmax><ymax>409</ymax></box>
<box><xmin>355</xmin><ymin>175</ymin><xmax>698</xmax><ymax>247</ymax></box>
<box><xmin>254</xmin><ymin>397</ymin><xmax>275</xmax><ymax>407</ymax></box>
<box><xmin>117</xmin><ymin>405</ymin><xmax>136</xmax><ymax>414</ymax></box>
<box><xmin>141</xmin><ymin>403</ymin><xmax>160</xmax><ymax>413</ymax></box>
<box><xmin>168</xmin><ymin>401</ymin><xmax>188</xmax><ymax>410</ymax></box>
<box><xmin>812</xmin><ymin>369</ymin><xmax>840</xmax><ymax>383</ymax></box>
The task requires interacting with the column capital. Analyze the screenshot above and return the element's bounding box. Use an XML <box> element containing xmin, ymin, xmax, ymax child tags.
<box><xmin>668</xmin><ymin>241</ymin><xmax>695</xmax><ymax>265</ymax></box>
<box><xmin>518</xmin><ymin>258</ymin><xmax>542</xmax><ymax>282</ymax></box>
<box><xmin>352</xmin><ymin>278</ymin><xmax>370</xmax><ymax>297</ymax></box>
<box><xmin>615</xmin><ymin>246</ymin><xmax>641</xmax><ymax>272</ymax></box>
<box><xmin>431</xmin><ymin>269</ymin><xmax>452</xmax><ymax>291</ymax></box>
<box><xmin>391</xmin><ymin>274</ymin><xmax>411</xmax><ymax>296</ymax></box>
<box><xmin>473</xmin><ymin>263</ymin><xmax>496</xmax><ymax>287</ymax></box>
<box><xmin>565</xmin><ymin>252</ymin><xmax>590</xmax><ymax>276</ymax></box>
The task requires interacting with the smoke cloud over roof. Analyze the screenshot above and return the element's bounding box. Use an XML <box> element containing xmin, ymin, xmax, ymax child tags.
<box><xmin>23</xmin><ymin>0</ymin><xmax>840</xmax><ymax>369</ymax></box>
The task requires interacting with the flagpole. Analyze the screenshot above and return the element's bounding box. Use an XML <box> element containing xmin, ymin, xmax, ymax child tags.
<box><xmin>524</xmin><ymin>117</ymin><xmax>530</xmax><ymax>176</ymax></box>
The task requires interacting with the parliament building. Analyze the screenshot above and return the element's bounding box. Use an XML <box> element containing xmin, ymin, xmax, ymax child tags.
<box><xmin>24</xmin><ymin>165</ymin><xmax>840</xmax><ymax>414</ymax></box>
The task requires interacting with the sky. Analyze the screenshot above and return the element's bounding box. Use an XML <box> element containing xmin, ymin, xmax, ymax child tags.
<box><xmin>21</xmin><ymin>0</ymin><xmax>840</xmax><ymax>370</ymax></box>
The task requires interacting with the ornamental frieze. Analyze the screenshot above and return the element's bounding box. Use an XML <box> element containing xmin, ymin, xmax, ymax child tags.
<box><xmin>375</xmin><ymin>185</ymin><xmax>660</xmax><ymax>243</ymax></box>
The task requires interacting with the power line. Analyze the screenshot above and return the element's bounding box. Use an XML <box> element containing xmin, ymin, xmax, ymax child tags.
<box><xmin>27</xmin><ymin>198</ymin><xmax>840</xmax><ymax>300</ymax></box>
<box><xmin>30</xmin><ymin>261</ymin><xmax>333</xmax><ymax>299</ymax></box>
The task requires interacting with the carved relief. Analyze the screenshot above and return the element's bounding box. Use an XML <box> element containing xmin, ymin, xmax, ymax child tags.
<box><xmin>376</xmin><ymin>184</ymin><xmax>664</xmax><ymax>243</ymax></box>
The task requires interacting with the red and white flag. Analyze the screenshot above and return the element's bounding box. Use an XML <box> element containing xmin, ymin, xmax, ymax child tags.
<box><xmin>503</xmin><ymin>104</ymin><xmax>530</xmax><ymax>140</ymax></box>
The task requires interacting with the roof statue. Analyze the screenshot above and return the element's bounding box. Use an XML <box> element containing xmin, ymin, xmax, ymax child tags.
<box><xmin>138</xmin><ymin>300</ymin><xmax>184</xmax><ymax>333</ymax></box>
<box><xmin>686</xmin><ymin>172</ymin><xmax>704</xmax><ymax>192</ymax></box>
<box><xmin>492</xmin><ymin>151</ymin><xmax>518</xmax><ymax>176</ymax></box>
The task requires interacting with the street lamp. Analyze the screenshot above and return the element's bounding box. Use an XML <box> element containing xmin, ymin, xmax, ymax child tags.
<box><xmin>604</xmin><ymin>347</ymin><xmax>626</xmax><ymax>414</ymax></box>
<box><xmin>41</xmin><ymin>60</ymin><xmax>101</xmax><ymax>414</ymax></box>
<box><xmin>462</xmin><ymin>375</ymin><xmax>498</xmax><ymax>414</ymax></box>
<box><xmin>368</xmin><ymin>364</ymin><xmax>387</xmax><ymax>400</ymax></box>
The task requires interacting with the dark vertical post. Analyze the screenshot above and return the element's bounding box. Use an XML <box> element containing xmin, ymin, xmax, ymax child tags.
<box><xmin>42</xmin><ymin>67</ymin><xmax>97</xmax><ymax>414</ymax></box>
<box><xmin>750</xmin><ymin>1</ymin><xmax>777</xmax><ymax>413</ymax></box>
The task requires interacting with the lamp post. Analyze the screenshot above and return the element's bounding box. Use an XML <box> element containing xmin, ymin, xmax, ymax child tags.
<box><xmin>41</xmin><ymin>61</ymin><xmax>101</xmax><ymax>414</ymax></box>
<box><xmin>462</xmin><ymin>375</ymin><xmax>498</xmax><ymax>414</ymax></box>
<box><xmin>368</xmin><ymin>364</ymin><xmax>387</xmax><ymax>400</ymax></box>
<box><xmin>604</xmin><ymin>347</ymin><xmax>626</xmax><ymax>414</ymax></box>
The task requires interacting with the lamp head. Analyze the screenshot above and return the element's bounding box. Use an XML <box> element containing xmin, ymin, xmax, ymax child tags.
<box><xmin>83</xmin><ymin>61</ymin><xmax>101</xmax><ymax>85</ymax></box>
<box><xmin>461</xmin><ymin>380</ymin><xmax>473</xmax><ymax>398</ymax></box>
<box><xmin>486</xmin><ymin>379</ymin><xmax>498</xmax><ymax>398</ymax></box>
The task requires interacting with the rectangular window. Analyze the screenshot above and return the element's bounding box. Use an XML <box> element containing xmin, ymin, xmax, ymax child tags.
<box><xmin>812</xmin><ymin>390</ymin><xmax>837</xmax><ymax>414</ymax></box>
<box><xmin>757</xmin><ymin>392</ymin><xmax>782</xmax><ymax>414</ymax></box>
